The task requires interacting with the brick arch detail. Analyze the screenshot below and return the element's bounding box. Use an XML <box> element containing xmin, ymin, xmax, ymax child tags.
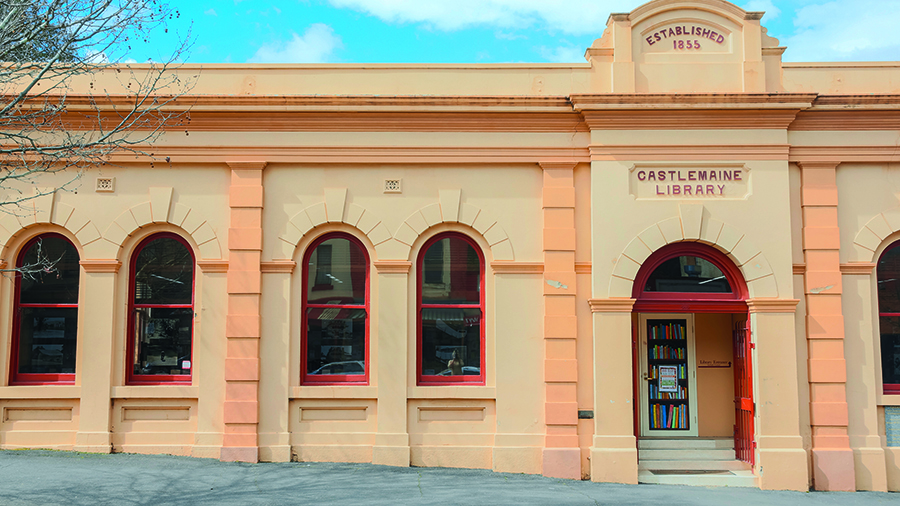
<box><xmin>275</xmin><ymin>188</ymin><xmax>392</xmax><ymax>260</ymax></box>
<box><xmin>608</xmin><ymin>204</ymin><xmax>777</xmax><ymax>298</ymax></box>
<box><xmin>393</xmin><ymin>189</ymin><xmax>514</xmax><ymax>262</ymax></box>
<box><xmin>102</xmin><ymin>187</ymin><xmax>222</xmax><ymax>260</ymax></box>
<box><xmin>851</xmin><ymin>207</ymin><xmax>900</xmax><ymax>262</ymax></box>
<box><xmin>0</xmin><ymin>188</ymin><xmax>101</xmax><ymax>259</ymax></box>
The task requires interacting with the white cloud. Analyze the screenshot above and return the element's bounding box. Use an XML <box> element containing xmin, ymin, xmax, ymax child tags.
<box><xmin>782</xmin><ymin>0</ymin><xmax>900</xmax><ymax>61</ymax></box>
<box><xmin>204</xmin><ymin>8</ymin><xmax>217</xmax><ymax>16</ymax></box>
<box><xmin>327</xmin><ymin>0</ymin><xmax>645</xmax><ymax>35</ymax></box>
<box><xmin>249</xmin><ymin>24</ymin><xmax>343</xmax><ymax>63</ymax></box>
<box><xmin>741</xmin><ymin>0</ymin><xmax>780</xmax><ymax>20</ymax></box>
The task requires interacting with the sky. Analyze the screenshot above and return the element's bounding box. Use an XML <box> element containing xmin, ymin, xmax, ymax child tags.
<box><xmin>134</xmin><ymin>0</ymin><xmax>900</xmax><ymax>64</ymax></box>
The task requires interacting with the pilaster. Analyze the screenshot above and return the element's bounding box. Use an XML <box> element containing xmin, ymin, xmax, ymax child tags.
<box><xmin>373</xmin><ymin>260</ymin><xmax>411</xmax><ymax>466</ymax></box>
<box><xmin>588</xmin><ymin>298</ymin><xmax>638</xmax><ymax>484</ymax></box>
<box><xmin>73</xmin><ymin>260</ymin><xmax>122</xmax><ymax>453</ymax></box>
<box><xmin>220</xmin><ymin>161</ymin><xmax>266</xmax><ymax>463</ymax></box>
<box><xmin>540</xmin><ymin>162</ymin><xmax>581</xmax><ymax>479</ymax></box>
<box><xmin>799</xmin><ymin>162</ymin><xmax>856</xmax><ymax>491</ymax></box>
<box><xmin>258</xmin><ymin>261</ymin><xmax>295</xmax><ymax>462</ymax></box>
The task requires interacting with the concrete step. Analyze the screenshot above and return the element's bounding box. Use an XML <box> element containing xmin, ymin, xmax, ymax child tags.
<box><xmin>638</xmin><ymin>438</ymin><xmax>734</xmax><ymax>450</ymax></box>
<box><xmin>638</xmin><ymin>469</ymin><xmax>757</xmax><ymax>488</ymax></box>
<box><xmin>639</xmin><ymin>459</ymin><xmax>751</xmax><ymax>471</ymax></box>
<box><xmin>638</xmin><ymin>448</ymin><xmax>737</xmax><ymax>461</ymax></box>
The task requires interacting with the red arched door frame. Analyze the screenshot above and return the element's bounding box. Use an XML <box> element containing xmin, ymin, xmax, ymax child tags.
<box><xmin>632</xmin><ymin>242</ymin><xmax>748</xmax><ymax>313</ymax></box>
<box><xmin>630</xmin><ymin>242</ymin><xmax>754</xmax><ymax>465</ymax></box>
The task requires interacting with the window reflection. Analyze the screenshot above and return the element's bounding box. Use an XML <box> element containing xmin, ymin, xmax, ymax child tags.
<box><xmin>645</xmin><ymin>256</ymin><xmax>732</xmax><ymax>293</ymax></box>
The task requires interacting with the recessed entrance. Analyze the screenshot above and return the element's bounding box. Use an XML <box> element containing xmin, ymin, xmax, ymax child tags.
<box><xmin>631</xmin><ymin>244</ymin><xmax>756</xmax><ymax>487</ymax></box>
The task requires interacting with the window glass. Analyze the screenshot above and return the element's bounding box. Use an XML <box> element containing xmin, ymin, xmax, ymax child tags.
<box><xmin>418</xmin><ymin>234</ymin><xmax>484</xmax><ymax>384</ymax></box>
<box><xmin>878</xmin><ymin>246</ymin><xmax>900</xmax><ymax>314</ymax></box>
<box><xmin>303</xmin><ymin>235</ymin><xmax>368</xmax><ymax>384</ymax></box>
<box><xmin>880</xmin><ymin>316</ymin><xmax>900</xmax><ymax>386</ymax></box>
<box><xmin>130</xmin><ymin>235</ymin><xmax>194</xmax><ymax>381</ymax></box>
<box><xmin>421</xmin><ymin>236</ymin><xmax>480</xmax><ymax>304</ymax></box>
<box><xmin>133</xmin><ymin>237</ymin><xmax>193</xmax><ymax>305</ymax></box>
<box><xmin>14</xmin><ymin>235</ymin><xmax>80</xmax><ymax>379</ymax></box>
<box><xmin>644</xmin><ymin>256</ymin><xmax>732</xmax><ymax>293</ymax></box>
<box><xmin>306</xmin><ymin>237</ymin><xmax>366</xmax><ymax>305</ymax></box>
<box><xmin>19</xmin><ymin>236</ymin><xmax>80</xmax><ymax>304</ymax></box>
<box><xmin>421</xmin><ymin>308</ymin><xmax>482</xmax><ymax>377</ymax></box>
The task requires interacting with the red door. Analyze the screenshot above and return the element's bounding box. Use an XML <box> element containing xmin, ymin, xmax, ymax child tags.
<box><xmin>733</xmin><ymin>319</ymin><xmax>755</xmax><ymax>465</ymax></box>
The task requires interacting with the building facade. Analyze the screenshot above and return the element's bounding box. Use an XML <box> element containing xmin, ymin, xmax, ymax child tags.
<box><xmin>2</xmin><ymin>0</ymin><xmax>900</xmax><ymax>492</ymax></box>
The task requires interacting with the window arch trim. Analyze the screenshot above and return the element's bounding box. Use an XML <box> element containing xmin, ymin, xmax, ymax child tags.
<box><xmin>126</xmin><ymin>232</ymin><xmax>196</xmax><ymax>385</ymax></box>
<box><xmin>632</xmin><ymin>242</ymin><xmax>748</xmax><ymax>313</ymax></box>
<box><xmin>10</xmin><ymin>232</ymin><xmax>80</xmax><ymax>385</ymax></box>
<box><xmin>416</xmin><ymin>231</ymin><xmax>486</xmax><ymax>386</ymax></box>
<box><xmin>300</xmin><ymin>232</ymin><xmax>371</xmax><ymax>385</ymax></box>
<box><xmin>877</xmin><ymin>241</ymin><xmax>900</xmax><ymax>395</ymax></box>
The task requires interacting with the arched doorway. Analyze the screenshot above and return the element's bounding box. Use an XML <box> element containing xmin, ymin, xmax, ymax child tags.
<box><xmin>631</xmin><ymin>243</ymin><xmax>755</xmax><ymax>477</ymax></box>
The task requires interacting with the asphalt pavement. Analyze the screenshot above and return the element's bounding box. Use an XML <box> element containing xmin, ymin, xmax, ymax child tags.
<box><xmin>0</xmin><ymin>449</ymin><xmax>895</xmax><ymax>505</ymax></box>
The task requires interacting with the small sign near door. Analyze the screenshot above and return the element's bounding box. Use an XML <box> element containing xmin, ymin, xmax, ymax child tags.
<box><xmin>659</xmin><ymin>366</ymin><xmax>678</xmax><ymax>393</ymax></box>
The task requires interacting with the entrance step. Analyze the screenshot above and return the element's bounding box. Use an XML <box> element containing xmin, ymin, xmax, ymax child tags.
<box><xmin>638</xmin><ymin>438</ymin><xmax>734</xmax><ymax>450</ymax></box>
<box><xmin>638</xmin><ymin>438</ymin><xmax>755</xmax><ymax>487</ymax></box>
<box><xmin>638</xmin><ymin>469</ymin><xmax>757</xmax><ymax>488</ymax></box>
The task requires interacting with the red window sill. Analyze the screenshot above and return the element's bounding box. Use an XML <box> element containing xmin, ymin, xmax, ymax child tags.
<box><xmin>884</xmin><ymin>384</ymin><xmax>900</xmax><ymax>395</ymax></box>
<box><xmin>128</xmin><ymin>376</ymin><xmax>192</xmax><ymax>386</ymax></box>
<box><xmin>418</xmin><ymin>376</ymin><xmax>485</xmax><ymax>386</ymax></box>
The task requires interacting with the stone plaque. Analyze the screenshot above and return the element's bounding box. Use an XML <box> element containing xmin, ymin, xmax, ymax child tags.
<box><xmin>629</xmin><ymin>164</ymin><xmax>750</xmax><ymax>200</ymax></box>
<box><xmin>642</xmin><ymin>22</ymin><xmax>731</xmax><ymax>53</ymax></box>
<box><xmin>887</xmin><ymin>406</ymin><xmax>900</xmax><ymax>447</ymax></box>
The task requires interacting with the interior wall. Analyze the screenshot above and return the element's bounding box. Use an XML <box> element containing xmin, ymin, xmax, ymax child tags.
<box><xmin>694</xmin><ymin>313</ymin><xmax>736</xmax><ymax>437</ymax></box>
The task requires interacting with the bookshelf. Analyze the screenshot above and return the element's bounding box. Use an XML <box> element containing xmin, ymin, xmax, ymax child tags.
<box><xmin>639</xmin><ymin>314</ymin><xmax>697</xmax><ymax>437</ymax></box>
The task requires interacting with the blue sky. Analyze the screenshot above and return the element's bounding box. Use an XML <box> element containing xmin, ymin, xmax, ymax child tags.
<box><xmin>136</xmin><ymin>0</ymin><xmax>900</xmax><ymax>64</ymax></box>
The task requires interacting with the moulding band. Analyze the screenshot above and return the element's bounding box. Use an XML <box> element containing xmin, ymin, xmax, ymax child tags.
<box><xmin>575</xmin><ymin>262</ymin><xmax>592</xmax><ymax>274</ymax></box>
<box><xmin>539</xmin><ymin>161</ymin><xmax>577</xmax><ymax>171</ymax></box>
<box><xmin>793</xmin><ymin>264</ymin><xmax>806</xmax><ymax>275</ymax></box>
<box><xmin>840</xmin><ymin>263</ymin><xmax>876</xmax><ymax>275</ymax></box>
<box><xmin>226</xmin><ymin>161</ymin><xmax>267</xmax><ymax>170</ymax></box>
<box><xmin>79</xmin><ymin>260</ymin><xmax>122</xmax><ymax>273</ymax></box>
<box><xmin>374</xmin><ymin>261</ymin><xmax>412</xmax><ymax>274</ymax></box>
<box><xmin>197</xmin><ymin>260</ymin><xmax>229</xmax><ymax>273</ymax></box>
<box><xmin>746</xmin><ymin>298</ymin><xmax>800</xmax><ymax>313</ymax></box>
<box><xmin>589</xmin><ymin>298</ymin><xmax>636</xmax><ymax>313</ymax></box>
<box><xmin>491</xmin><ymin>261</ymin><xmax>544</xmax><ymax>274</ymax></box>
<box><xmin>261</xmin><ymin>261</ymin><xmax>296</xmax><ymax>274</ymax></box>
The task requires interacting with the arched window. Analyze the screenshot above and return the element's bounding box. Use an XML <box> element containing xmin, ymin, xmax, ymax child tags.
<box><xmin>632</xmin><ymin>243</ymin><xmax>747</xmax><ymax>313</ymax></box>
<box><xmin>11</xmin><ymin>234</ymin><xmax>80</xmax><ymax>384</ymax></box>
<box><xmin>302</xmin><ymin>233</ymin><xmax>369</xmax><ymax>384</ymax></box>
<box><xmin>127</xmin><ymin>234</ymin><xmax>195</xmax><ymax>384</ymax></box>
<box><xmin>877</xmin><ymin>243</ymin><xmax>900</xmax><ymax>394</ymax></box>
<box><xmin>417</xmin><ymin>233</ymin><xmax>485</xmax><ymax>385</ymax></box>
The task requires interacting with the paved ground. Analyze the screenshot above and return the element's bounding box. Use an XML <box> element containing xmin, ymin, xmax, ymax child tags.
<box><xmin>0</xmin><ymin>450</ymin><xmax>895</xmax><ymax>505</ymax></box>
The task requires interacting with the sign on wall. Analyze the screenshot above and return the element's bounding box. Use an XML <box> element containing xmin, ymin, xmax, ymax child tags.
<box><xmin>642</xmin><ymin>21</ymin><xmax>731</xmax><ymax>53</ymax></box>
<box><xmin>629</xmin><ymin>164</ymin><xmax>750</xmax><ymax>200</ymax></box>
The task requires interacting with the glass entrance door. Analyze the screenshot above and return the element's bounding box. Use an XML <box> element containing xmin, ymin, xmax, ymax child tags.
<box><xmin>639</xmin><ymin>313</ymin><xmax>698</xmax><ymax>437</ymax></box>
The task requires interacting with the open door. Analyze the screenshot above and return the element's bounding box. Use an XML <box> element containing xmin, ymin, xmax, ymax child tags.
<box><xmin>733</xmin><ymin>318</ymin><xmax>755</xmax><ymax>465</ymax></box>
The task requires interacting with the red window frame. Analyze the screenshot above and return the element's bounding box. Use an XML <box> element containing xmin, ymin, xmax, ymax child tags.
<box><xmin>417</xmin><ymin>232</ymin><xmax>486</xmax><ymax>386</ymax></box>
<box><xmin>10</xmin><ymin>233</ymin><xmax>79</xmax><ymax>385</ymax></box>
<box><xmin>300</xmin><ymin>233</ymin><xmax>370</xmax><ymax>385</ymax></box>
<box><xmin>632</xmin><ymin>243</ymin><xmax>748</xmax><ymax>314</ymax></box>
<box><xmin>877</xmin><ymin>242</ymin><xmax>900</xmax><ymax>395</ymax></box>
<box><xmin>126</xmin><ymin>233</ymin><xmax>195</xmax><ymax>385</ymax></box>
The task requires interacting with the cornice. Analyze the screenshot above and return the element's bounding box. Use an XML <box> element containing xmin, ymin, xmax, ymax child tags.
<box><xmin>588</xmin><ymin>298</ymin><xmax>636</xmax><ymax>313</ymax></box>
<box><xmin>196</xmin><ymin>260</ymin><xmax>229</xmax><ymax>273</ymax></box>
<box><xmin>260</xmin><ymin>260</ymin><xmax>296</xmax><ymax>274</ymax></box>
<box><xmin>107</xmin><ymin>146</ymin><xmax>592</xmax><ymax>165</ymax></box>
<box><xmin>374</xmin><ymin>261</ymin><xmax>412</xmax><ymax>274</ymax></box>
<box><xmin>581</xmin><ymin>110</ymin><xmax>803</xmax><ymax>130</ymax></box>
<box><xmin>490</xmin><ymin>261</ymin><xmax>544</xmax><ymax>274</ymax></box>
<box><xmin>575</xmin><ymin>262</ymin><xmax>592</xmax><ymax>274</ymax></box>
<box><xmin>226</xmin><ymin>161</ymin><xmax>267</xmax><ymax>171</ymax></box>
<box><xmin>570</xmin><ymin>93</ymin><xmax>817</xmax><ymax>110</ymax></box>
<box><xmin>840</xmin><ymin>263</ymin><xmax>876</xmax><ymax>275</ymax></box>
<box><xmin>790</xmin><ymin>146</ymin><xmax>900</xmax><ymax>164</ymax></box>
<box><xmin>79</xmin><ymin>260</ymin><xmax>122</xmax><ymax>273</ymax></box>
<box><xmin>591</xmin><ymin>145</ymin><xmax>789</xmax><ymax>161</ymax></box>
<box><xmin>746</xmin><ymin>298</ymin><xmax>800</xmax><ymax>313</ymax></box>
